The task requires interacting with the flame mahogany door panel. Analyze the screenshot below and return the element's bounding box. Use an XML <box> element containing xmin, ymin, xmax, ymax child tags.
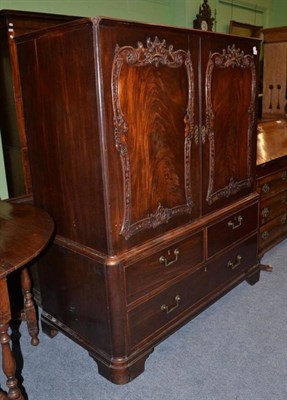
<box><xmin>200</xmin><ymin>36</ymin><xmax>259</xmax><ymax>215</ymax></box>
<box><xmin>99</xmin><ymin>23</ymin><xmax>200</xmax><ymax>252</ymax></box>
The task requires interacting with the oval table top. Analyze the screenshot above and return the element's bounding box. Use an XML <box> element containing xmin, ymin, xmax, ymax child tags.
<box><xmin>0</xmin><ymin>201</ymin><xmax>54</xmax><ymax>279</ymax></box>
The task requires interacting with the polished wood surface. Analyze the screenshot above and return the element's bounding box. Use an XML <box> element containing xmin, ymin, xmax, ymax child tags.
<box><xmin>0</xmin><ymin>201</ymin><xmax>54</xmax><ymax>399</ymax></box>
<box><xmin>0</xmin><ymin>10</ymin><xmax>79</xmax><ymax>196</ymax></box>
<box><xmin>15</xmin><ymin>17</ymin><xmax>261</xmax><ymax>384</ymax></box>
<box><xmin>257</xmin><ymin>119</ymin><xmax>287</xmax><ymax>165</ymax></box>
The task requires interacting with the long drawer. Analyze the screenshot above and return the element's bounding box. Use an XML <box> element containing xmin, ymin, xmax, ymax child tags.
<box><xmin>125</xmin><ymin>231</ymin><xmax>204</xmax><ymax>304</ymax></box>
<box><xmin>257</xmin><ymin>168</ymin><xmax>287</xmax><ymax>200</ymax></box>
<box><xmin>259</xmin><ymin>212</ymin><xmax>287</xmax><ymax>253</ymax></box>
<box><xmin>207</xmin><ymin>202</ymin><xmax>258</xmax><ymax>258</ymax></box>
<box><xmin>128</xmin><ymin>234</ymin><xmax>257</xmax><ymax>349</ymax></box>
<box><xmin>260</xmin><ymin>189</ymin><xmax>287</xmax><ymax>225</ymax></box>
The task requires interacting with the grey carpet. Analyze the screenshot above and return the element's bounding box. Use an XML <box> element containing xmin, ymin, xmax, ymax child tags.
<box><xmin>1</xmin><ymin>240</ymin><xmax>287</xmax><ymax>399</ymax></box>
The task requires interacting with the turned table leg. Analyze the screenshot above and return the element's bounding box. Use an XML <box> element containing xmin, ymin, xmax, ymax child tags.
<box><xmin>0</xmin><ymin>279</ymin><xmax>24</xmax><ymax>400</ymax></box>
<box><xmin>21</xmin><ymin>267</ymin><xmax>39</xmax><ymax>346</ymax></box>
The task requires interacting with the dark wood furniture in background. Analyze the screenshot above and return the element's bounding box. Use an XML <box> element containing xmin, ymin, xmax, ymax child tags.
<box><xmin>0</xmin><ymin>9</ymin><xmax>79</xmax><ymax>197</ymax></box>
<box><xmin>0</xmin><ymin>201</ymin><xmax>54</xmax><ymax>399</ymax></box>
<box><xmin>229</xmin><ymin>20</ymin><xmax>262</xmax><ymax>38</ymax></box>
<box><xmin>256</xmin><ymin>118</ymin><xmax>287</xmax><ymax>256</ymax></box>
<box><xmin>16</xmin><ymin>17</ymin><xmax>261</xmax><ymax>384</ymax></box>
<box><xmin>262</xmin><ymin>26</ymin><xmax>287</xmax><ymax>118</ymax></box>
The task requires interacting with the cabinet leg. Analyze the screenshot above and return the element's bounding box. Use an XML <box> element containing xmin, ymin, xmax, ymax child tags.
<box><xmin>90</xmin><ymin>348</ymin><xmax>154</xmax><ymax>384</ymax></box>
<box><xmin>41</xmin><ymin>316</ymin><xmax>59</xmax><ymax>339</ymax></box>
<box><xmin>259</xmin><ymin>263</ymin><xmax>273</xmax><ymax>272</ymax></box>
<box><xmin>246</xmin><ymin>268</ymin><xmax>261</xmax><ymax>286</ymax></box>
<box><xmin>20</xmin><ymin>267</ymin><xmax>39</xmax><ymax>346</ymax></box>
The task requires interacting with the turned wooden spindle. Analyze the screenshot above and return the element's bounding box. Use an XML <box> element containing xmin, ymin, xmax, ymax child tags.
<box><xmin>20</xmin><ymin>267</ymin><xmax>39</xmax><ymax>346</ymax></box>
<box><xmin>0</xmin><ymin>279</ymin><xmax>24</xmax><ymax>400</ymax></box>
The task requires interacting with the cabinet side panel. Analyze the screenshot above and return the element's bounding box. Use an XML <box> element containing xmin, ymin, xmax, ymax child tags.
<box><xmin>16</xmin><ymin>23</ymin><xmax>108</xmax><ymax>253</ymax></box>
<box><xmin>38</xmin><ymin>244</ymin><xmax>111</xmax><ymax>354</ymax></box>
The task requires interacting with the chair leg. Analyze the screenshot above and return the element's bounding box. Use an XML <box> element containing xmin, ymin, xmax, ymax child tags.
<box><xmin>20</xmin><ymin>267</ymin><xmax>39</xmax><ymax>346</ymax></box>
<box><xmin>0</xmin><ymin>279</ymin><xmax>24</xmax><ymax>400</ymax></box>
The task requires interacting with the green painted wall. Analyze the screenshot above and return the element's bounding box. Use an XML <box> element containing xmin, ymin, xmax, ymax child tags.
<box><xmin>0</xmin><ymin>139</ymin><xmax>7</xmax><ymax>199</ymax></box>
<box><xmin>0</xmin><ymin>0</ymin><xmax>284</xmax><ymax>31</ymax></box>
<box><xmin>271</xmin><ymin>0</ymin><xmax>287</xmax><ymax>26</ymax></box>
<box><xmin>0</xmin><ymin>0</ymin><xmax>286</xmax><ymax>199</ymax></box>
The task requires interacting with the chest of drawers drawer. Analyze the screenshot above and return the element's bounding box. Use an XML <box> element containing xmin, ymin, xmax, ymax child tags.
<box><xmin>128</xmin><ymin>234</ymin><xmax>257</xmax><ymax>349</ymax></box>
<box><xmin>257</xmin><ymin>169</ymin><xmax>287</xmax><ymax>199</ymax></box>
<box><xmin>259</xmin><ymin>212</ymin><xmax>287</xmax><ymax>253</ymax></box>
<box><xmin>125</xmin><ymin>231</ymin><xmax>204</xmax><ymax>304</ymax></box>
<box><xmin>207</xmin><ymin>202</ymin><xmax>258</xmax><ymax>258</ymax></box>
<box><xmin>260</xmin><ymin>189</ymin><xmax>287</xmax><ymax>225</ymax></box>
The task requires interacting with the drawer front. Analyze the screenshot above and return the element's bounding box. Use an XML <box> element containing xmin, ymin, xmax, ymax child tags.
<box><xmin>260</xmin><ymin>190</ymin><xmax>287</xmax><ymax>225</ymax></box>
<box><xmin>125</xmin><ymin>231</ymin><xmax>204</xmax><ymax>304</ymax></box>
<box><xmin>128</xmin><ymin>235</ymin><xmax>257</xmax><ymax>349</ymax></box>
<box><xmin>207</xmin><ymin>202</ymin><xmax>258</xmax><ymax>257</ymax></box>
<box><xmin>259</xmin><ymin>212</ymin><xmax>287</xmax><ymax>253</ymax></box>
<box><xmin>257</xmin><ymin>169</ymin><xmax>287</xmax><ymax>199</ymax></box>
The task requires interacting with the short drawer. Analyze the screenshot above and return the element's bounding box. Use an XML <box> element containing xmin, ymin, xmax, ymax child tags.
<box><xmin>128</xmin><ymin>234</ymin><xmax>257</xmax><ymax>349</ymax></box>
<box><xmin>259</xmin><ymin>212</ymin><xmax>287</xmax><ymax>253</ymax></box>
<box><xmin>207</xmin><ymin>202</ymin><xmax>258</xmax><ymax>258</ymax></box>
<box><xmin>257</xmin><ymin>169</ymin><xmax>287</xmax><ymax>199</ymax></box>
<box><xmin>260</xmin><ymin>190</ymin><xmax>287</xmax><ymax>225</ymax></box>
<box><xmin>125</xmin><ymin>231</ymin><xmax>204</xmax><ymax>304</ymax></box>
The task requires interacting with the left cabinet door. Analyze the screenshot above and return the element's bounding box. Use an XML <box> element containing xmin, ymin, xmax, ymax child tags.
<box><xmin>98</xmin><ymin>21</ymin><xmax>201</xmax><ymax>251</ymax></box>
<box><xmin>200</xmin><ymin>34</ymin><xmax>259</xmax><ymax>215</ymax></box>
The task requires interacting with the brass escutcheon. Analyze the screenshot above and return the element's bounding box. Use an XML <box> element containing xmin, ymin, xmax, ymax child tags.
<box><xmin>262</xmin><ymin>183</ymin><xmax>270</xmax><ymax>193</ymax></box>
<box><xmin>261</xmin><ymin>207</ymin><xmax>270</xmax><ymax>218</ymax></box>
<box><xmin>261</xmin><ymin>231</ymin><xmax>269</xmax><ymax>240</ymax></box>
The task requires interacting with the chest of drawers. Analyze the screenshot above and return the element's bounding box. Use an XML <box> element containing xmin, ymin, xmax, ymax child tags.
<box><xmin>15</xmin><ymin>17</ymin><xmax>261</xmax><ymax>383</ymax></box>
<box><xmin>256</xmin><ymin>119</ymin><xmax>287</xmax><ymax>255</ymax></box>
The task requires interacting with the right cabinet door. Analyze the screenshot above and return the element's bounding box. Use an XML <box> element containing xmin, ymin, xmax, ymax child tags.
<box><xmin>200</xmin><ymin>35</ymin><xmax>259</xmax><ymax>215</ymax></box>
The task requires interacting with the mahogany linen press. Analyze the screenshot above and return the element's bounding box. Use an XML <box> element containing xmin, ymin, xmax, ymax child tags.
<box><xmin>15</xmin><ymin>17</ymin><xmax>261</xmax><ymax>384</ymax></box>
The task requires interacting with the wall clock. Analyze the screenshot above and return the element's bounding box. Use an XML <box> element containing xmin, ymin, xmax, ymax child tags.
<box><xmin>193</xmin><ymin>0</ymin><xmax>214</xmax><ymax>31</ymax></box>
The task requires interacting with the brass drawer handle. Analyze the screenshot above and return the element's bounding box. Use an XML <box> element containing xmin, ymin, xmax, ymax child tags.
<box><xmin>161</xmin><ymin>295</ymin><xmax>181</xmax><ymax>314</ymax></box>
<box><xmin>261</xmin><ymin>207</ymin><xmax>270</xmax><ymax>218</ymax></box>
<box><xmin>159</xmin><ymin>249</ymin><xmax>179</xmax><ymax>267</ymax></box>
<box><xmin>227</xmin><ymin>254</ymin><xmax>242</xmax><ymax>270</ymax></box>
<box><xmin>280</xmin><ymin>194</ymin><xmax>287</xmax><ymax>204</ymax></box>
<box><xmin>262</xmin><ymin>183</ymin><xmax>270</xmax><ymax>193</ymax></box>
<box><xmin>281</xmin><ymin>171</ymin><xmax>287</xmax><ymax>181</ymax></box>
<box><xmin>261</xmin><ymin>231</ymin><xmax>269</xmax><ymax>240</ymax></box>
<box><xmin>227</xmin><ymin>215</ymin><xmax>243</xmax><ymax>230</ymax></box>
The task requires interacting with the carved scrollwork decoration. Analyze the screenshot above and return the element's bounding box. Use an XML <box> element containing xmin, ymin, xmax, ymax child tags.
<box><xmin>112</xmin><ymin>37</ymin><xmax>195</xmax><ymax>239</ymax></box>
<box><xmin>205</xmin><ymin>44</ymin><xmax>256</xmax><ymax>205</ymax></box>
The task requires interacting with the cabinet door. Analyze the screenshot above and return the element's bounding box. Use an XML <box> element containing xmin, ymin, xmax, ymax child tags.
<box><xmin>99</xmin><ymin>21</ymin><xmax>200</xmax><ymax>251</ymax></box>
<box><xmin>200</xmin><ymin>36</ymin><xmax>259</xmax><ymax>215</ymax></box>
